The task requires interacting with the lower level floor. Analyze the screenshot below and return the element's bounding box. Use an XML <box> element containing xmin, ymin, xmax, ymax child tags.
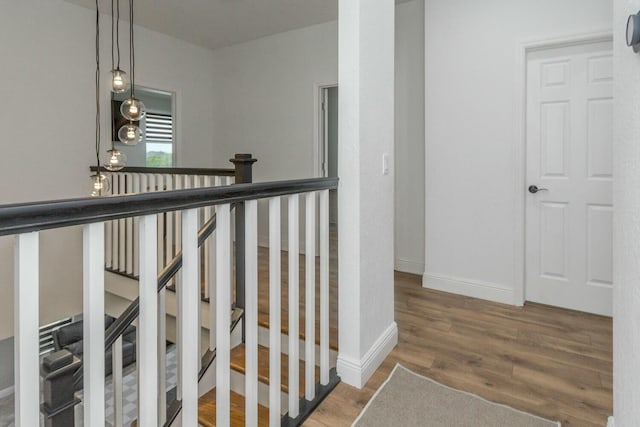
<box><xmin>307</xmin><ymin>272</ymin><xmax>612</xmax><ymax>427</ymax></box>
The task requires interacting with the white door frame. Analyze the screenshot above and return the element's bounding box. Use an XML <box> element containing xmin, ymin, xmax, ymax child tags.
<box><xmin>513</xmin><ymin>30</ymin><xmax>613</xmax><ymax>306</ymax></box>
<box><xmin>313</xmin><ymin>83</ymin><xmax>338</xmax><ymax>179</ymax></box>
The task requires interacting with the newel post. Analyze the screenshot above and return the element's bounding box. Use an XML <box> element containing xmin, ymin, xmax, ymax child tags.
<box><xmin>230</xmin><ymin>154</ymin><xmax>257</xmax><ymax>314</ymax></box>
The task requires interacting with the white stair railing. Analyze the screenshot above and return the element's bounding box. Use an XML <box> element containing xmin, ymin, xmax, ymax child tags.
<box><xmin>6</xmin><ymin>176</ymin><xmax>337</xmax><ymax>427</ymax></box>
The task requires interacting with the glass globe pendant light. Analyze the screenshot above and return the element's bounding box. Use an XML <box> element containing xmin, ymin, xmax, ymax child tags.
<box><xmin>111</xmin><ymin>68</ymin><xmax>129</xmax><ymax>93</ymax></box>
<box><xmin>121</xmin><ymin>0</ymin><xmax>146</xmax><ymax>121</ymax></box>
<box><xmin>104</xmin><ymin>148</ymin><xmax>127</xmax><ymax>171</ymax></box>
<box><xmin>120</xmin><ymin>97</ymin><xmax>146</xmax><ymax>121</ymax></box>
<box><xmin>110</xmin><ymin>0</ymin><xmax>129</xmax><ymax>93</ymax></box>
<box><xmin>90</xmin><ymin>0</ymin><xmax>110</xmax><ymax>197</ymax></box>
<box><xmin>118</xmin><ymin>121</ymin><xmax>143</xmax><ymax>145</ymax></box>
<box><xmin>90</xmin><ymin>173</ymin><xmax>111</xmax><ymax>197</ymax></box>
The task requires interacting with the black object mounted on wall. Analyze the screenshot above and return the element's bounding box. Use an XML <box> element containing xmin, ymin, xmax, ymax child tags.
<box><xmin>627</xmin><ymin>11</ymin><xmax>640</xmax><ymax>52</ymax></box>
<box><xmin>111</xmin><ymin>99</ymin><xmax>140</xmax><ymax>143</ymax></box>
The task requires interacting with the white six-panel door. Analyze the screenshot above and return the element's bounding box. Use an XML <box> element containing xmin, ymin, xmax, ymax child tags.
<box><xmin>525</xmin><ymin>40</ymin><xmax>613</xmax><ymax>316</ymax></box>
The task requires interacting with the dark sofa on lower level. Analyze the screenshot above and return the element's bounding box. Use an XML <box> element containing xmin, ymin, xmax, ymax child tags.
<box><xmin>52</xmin><ymin>315</ymin><xmax>137</xmax><ymax>382</ymax></box>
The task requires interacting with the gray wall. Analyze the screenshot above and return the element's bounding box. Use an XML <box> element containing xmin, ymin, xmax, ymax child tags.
<box><xmin>0</xmin><ymin>337</ymin><xmax>13</xmax><ymax>392</ymax></box>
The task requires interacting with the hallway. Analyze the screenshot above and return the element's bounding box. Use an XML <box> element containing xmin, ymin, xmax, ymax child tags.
<box><xmin>306</xmin><ymin>272</ymin><xmax>612</xmax><ymax>427</ymax></box>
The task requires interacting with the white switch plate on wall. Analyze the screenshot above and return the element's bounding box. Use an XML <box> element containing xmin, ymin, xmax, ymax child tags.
<box><xmin>382</xmin><ymin>153</ymin><xmax>389</xmax><ymax>175</ymax></box>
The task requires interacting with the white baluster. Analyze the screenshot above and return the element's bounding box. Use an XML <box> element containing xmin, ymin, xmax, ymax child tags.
<box><xmin>319</xmin><ymin>190</ymin><xmax>330</xmax><ymax>385</ymax></box>
<box><xmin>209</xmin><ymin>176</ymin><xmax>221</xmax><ymax>351</ymax></box>
<box><xmin>133</xmin><ymin>174</ymin><xmax>144</xmax><ymax>277</ymax></box>
<box><xmin>165</xmin><ymin>175</ymin><xmax>174</xmax><ymax>268</ymax></box>
<box><xmin>14</xmin><ymin>232</ymin><xmax>39</xmax><ymax>427</ymax></box>
<box><xmin>305</xmin><ymin>192</ymin><xmax>316</xmax><ymax>400</ymax></box>
<box><xmin>139</xmin><ymin>215</ymin><xmax>158</xmax><ymax>426</ymax></box>
<box><xmin>288</xmin><ymin>194</ymin><xmax>300</xmax><ymax>417</ymax></box>
<box><xmin>245</xmin><ymin>199</ymin><xmax>258</xmax><ymax>426</ymax></box>
<box><xmin>112</xmin><ymin>174</ymin><xmax>119</xmax><ymax>271</ymax></box>
<box><xmin>181</xmin><ymin>209</ymin><xmax>200</xmax><ymax>425</ymax></box>
<box><xmin>119</xmin><ymin>174</ymin><xmax>126</xmax><ymax>272</ymax></box>
<box><xmin>174</xmin><ymin>175</ymin><xmax>183</xmax><ymax>400</ymax></box>
<box><xmin>158</xmin><ymin>285</ymin><xmax>167</xmax><ymax>425</ymax></box>
<box><xmin>113</xmin><ymin>336</ymin><xmax>123</xmax><ymax>427</ymax></box>
<box><xmin>83</xmin><ymin>222</ymin><xmax>105</xmax><ymax>426</ymax></box>
<box><xmin>203</xmin><ymin>176</ymin><xmax>212</xmax><ymax>300</ymax></box>
<box><xmin>269</xmin><ymin>197</ymin><xmax>282</xmax><ymax>425</ymax></box>
<box><xmin>216</xmin><ymin>204</ymin><xmax>232</xmax><ymax>426</ymax></box>
<box><xmin>105</xmin><ymin>176</ymin><xmax>113</xmax><ymax>268</ymax></box>
<box><xmin>126</xmin><ymin>174</ymin><xmax>134</xmax><ymax>275</ymax></box>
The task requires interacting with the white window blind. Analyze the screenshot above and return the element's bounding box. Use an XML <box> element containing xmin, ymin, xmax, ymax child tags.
<box><xmin>145</xmin><ymin>112</ymin><xmax>173</xmax><ymax>142</ymax></box>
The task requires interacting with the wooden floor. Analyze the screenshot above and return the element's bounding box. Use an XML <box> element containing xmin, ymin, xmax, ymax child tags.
<box><xmin>305</xmin><ymin>272</ymin><xmax>613</xmax><ymax>427</ymax></box>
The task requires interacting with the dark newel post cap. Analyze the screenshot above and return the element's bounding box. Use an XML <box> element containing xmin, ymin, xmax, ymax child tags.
<box><xmin>229</xmin><ymin>153</ymin><xmax>258</xmax><ymax>165</ymax></box>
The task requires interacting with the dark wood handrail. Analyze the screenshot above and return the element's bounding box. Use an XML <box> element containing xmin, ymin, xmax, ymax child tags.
<box><xmin>0</xmin><ymin>177</ymin><xmax>339</xmax><ymax>236</ymax></box>
<box><xmin>90</xmin><ymin>165</ymin><xmax>235</xmax><ymax>177</ymax></box>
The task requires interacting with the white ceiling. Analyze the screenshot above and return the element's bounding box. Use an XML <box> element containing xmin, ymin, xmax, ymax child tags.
<box><xmin>66</xmin><ymin>0</ymin><xmax>411</xmax><ymax>50</ymax></box>
<box><xmin>65</xmin><ymin>0</ymin><xmax>338</xmax><ymax>50</ymax></box>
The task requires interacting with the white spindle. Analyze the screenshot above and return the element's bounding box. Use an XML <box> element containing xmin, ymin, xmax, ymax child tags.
<box><xmin>305</xmin><ymin>192</ymin><xmax>316</xmax><ymax>400</ymax></box>
<box><xmin>14</xmin><ymin>232</ymin><xmax>39</xmax><ymax>427</ymax></box>
<box><xmin>119</xmin><ymin>174</ymin><xmax>126</xmax><ymax>272</ymax></box>
<box><xmin>245</xmin><ymin>199</ymin><xmax>258</xmax><ymax>426</ymax></box>
<box><xmin>112</xmin><ymin>174</ymin><xmax>119</xmax><ymax>271</ymax></box>
<box><xmin>126</xmin><ymin>174</ymin><xmax>133</xmax><ymax>275</ymax></box>
<box><xmin>133</xmin><ymin>174</ymin><xmax>144</xmax><ymax>277</ymax></box>
<box><xmin>269</xmin><ymin>197</ymin><xmax>282</xmax><ymax>426</ymax></box>
<box><xmin>174</xmin><ymin>176</ymin><xmax>183</xmax><ymax>400</ymax></box>
<box><xmin>203</xmin><ymin>176</ymin><xmax>212</xmax><ymax>300</ymax></box>
<box><xmin>228</xmin><ymin>176</ymin><xmax>235</xmax><ymax>289</ymax></box>
<box><xmin>83</xmin><ymin>222</ymin><xmax>105</xmax><ymax>426</ymax></box>
<box><xmin>139</xmin><ymin>215</ymin><xmax>158</xmax><ymax>426</ymax></box>
<box><xmin>105</xmin><ymin>211</ymin><xmax>112</xmax><ymax>269</ymax></box>
<box><xmin>181</xmin><ymin>209</ymin><xmax>200</xmax><ymax>425</ymax></box>
<box><xmin>165</xmin><ymin>175</ymin><xmax>174</xmax><ymax>268</ymax></box>
<box><xmin>156</xmin><ymin>175</ymin><xmax>167</xmax><ymax>424</ymax></box>
<box><xmin>216</xmin><ymin>204</ymin><xmax>232</xmax><ymax>426</ymax></box>
<box><xmin>288</xmin><ymin>194</ymin><xmax>300</xmax><ymax>417</ymax></box>
<box><xmin>158</xmin><ymin>285</ymin><xmax>167</xmax><ymax>425</ymax></box>
<box><xmin>113</xmin><ymin>336</ymin><xmax>123</xmax><ymax>427</ymax></box>
<box><xmin>319</xmin><ymin>190</ymin><xmax>330</xmax><ymax>385</ymax></box>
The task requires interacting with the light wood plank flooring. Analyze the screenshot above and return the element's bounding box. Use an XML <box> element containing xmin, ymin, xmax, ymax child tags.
<box><xmin>305</xmin><ymin>272</ymin><xmax>612</xmax><ymax>427</ymax></box>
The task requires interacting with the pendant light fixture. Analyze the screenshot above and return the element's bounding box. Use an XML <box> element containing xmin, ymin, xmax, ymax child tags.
<box><xmin>91</xmin><ymin>0</ymin><xmax>110</xmax><ymax>197</ymax></box>
<box><xmin>105</xmin><ymin>0</ymin><xmax>127</xmax><ymax>170</ymax></box>
<box><xmin>120</xmin><ymin>0</ymin><xmax>146</xmax><ymax>122</ymax></box>
<box><xmin>109</xmin><ymin>0</ymin><xmax>129</xmax><ymax>93</ymax></box>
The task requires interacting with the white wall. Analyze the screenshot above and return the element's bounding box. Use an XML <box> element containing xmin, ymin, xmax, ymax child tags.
<box><xmin>210</xmin><ymin>2</ymin><xmax>426</xmax><ymax>272</ymax></box>
<box><xmin>395</xmin><ymin>0</ymin><xmax>425</xmax><ymax>275</ymax></box>
<box><xmin>211</xmin><ymin>21</ymin><xmax>338</xmax><ymax>246</ymax></box>
<box><xmin>424</xmin><ymin>0</ymin><xmax>612</xmax><ymax>303</ymax></box>
<box><xmin>613</xmin><ymin>1</ymin><xmax>640</xmax><ymax>424</ymax></box>
<box><xmin>0</xmin><ymin>0</ymin><xmax>216</xmax><ymax>341</ymax></box>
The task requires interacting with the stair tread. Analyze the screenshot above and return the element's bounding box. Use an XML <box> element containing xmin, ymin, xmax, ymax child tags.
<box><xmin>230</xmin><ymin>344</ymin><xmax>319</xmax><ymax>397</ymax></box>
<box><xmin>257</xmin><ymin>311</ymin><xmax>339</xmax><ymax>351</ymax></box>
<box><xmin>198</xmin><ymin>389</ymin><xmax>269</xmax><ymax>427</ymax></box>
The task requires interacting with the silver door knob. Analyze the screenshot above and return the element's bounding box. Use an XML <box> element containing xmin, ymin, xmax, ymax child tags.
<box><xmin>528</xmin><ymin>185</ymin><xmax>548</xmax><ymax>194</ymax></box>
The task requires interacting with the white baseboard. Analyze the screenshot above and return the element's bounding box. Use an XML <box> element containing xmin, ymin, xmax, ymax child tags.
<box><xmin>0</xmin><ymin>385</ymin><xmax>14</xmax><ymax>399</ymax></box>
<box><xmin>607</xmin><ymin>416</ymin><xmax>614</xmax><ymax>427</ymax></box>
<box><xmin>337</xmin><ymin>321</ymin><xmax>398</xmax><ymax>389</ymax></box>
<box><xmin>422</xmin><ymin>272</ymin><xmax>514</xmax><ymax>305</ymax></box>
<box><xmin>394</xmin><ymin>258</ymin><xmax>425</xmax><ymax>275</ymax></box>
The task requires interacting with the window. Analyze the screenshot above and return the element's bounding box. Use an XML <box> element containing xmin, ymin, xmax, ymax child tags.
<box><xmin>144</xmin><ymin>112</ymin><xmax>174</xmax><ymax>167</ymax></box>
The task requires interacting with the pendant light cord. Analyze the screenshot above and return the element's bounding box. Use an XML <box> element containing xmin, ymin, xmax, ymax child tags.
<box><xmin>129</xmin><ymin>0</ymin><xmax>135</xmax><ymax>98</ymax></box>
<box><xmin>96</xmin><ymin>0</ymin><xmax>101</xmax><ymax>174</ymax></box>
<box><xmin>116</xmin><ymin>0</ymin><xmax>121</xmax><ymax>68</ymax></box>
